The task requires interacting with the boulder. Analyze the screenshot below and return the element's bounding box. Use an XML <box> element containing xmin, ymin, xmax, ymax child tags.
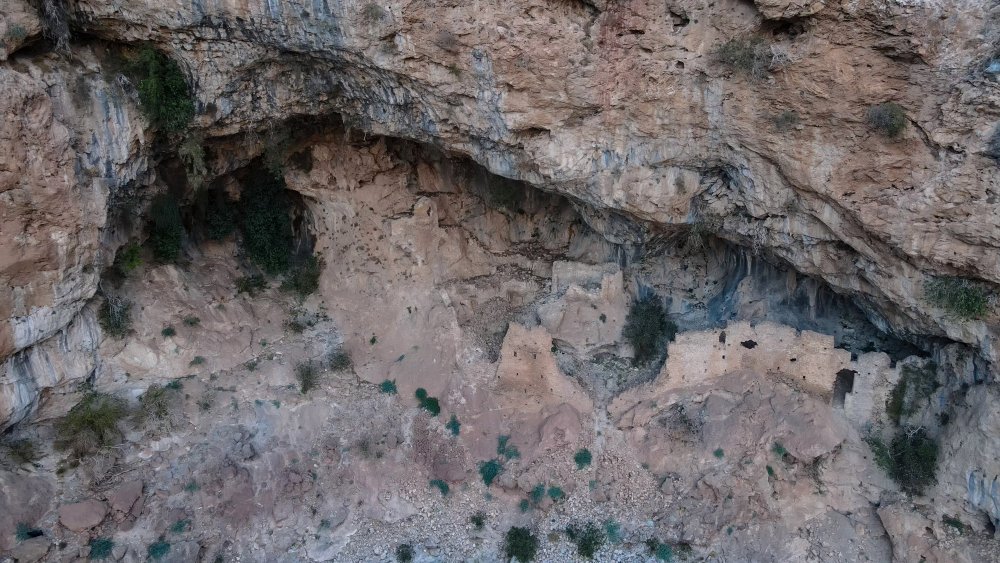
<box><xmin>107</xmin><ymin>480</ymin><xmax>143</xmax><ymax>514</ymax></box>
<box><xmin>58</xmin><ymin>499</ymin><xmax>108</xmax><ymax>532</ymax></box>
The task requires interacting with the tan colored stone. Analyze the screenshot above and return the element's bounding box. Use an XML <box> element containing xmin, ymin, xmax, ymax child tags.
<box><xmin>58</xmin><ymin>499</ymin><xmax>108</xmax><ymax>532</ymax></box>
<box><xmin>107</xmin><ymin>480</ymin><xmax>143</xmax><ymax>514</ymax></box>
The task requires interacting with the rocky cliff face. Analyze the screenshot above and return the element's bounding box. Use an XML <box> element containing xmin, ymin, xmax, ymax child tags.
<box><xmin>1</xmin><ymin>0</ymin><xmax>999</xmax><ymax>561</ymax></box>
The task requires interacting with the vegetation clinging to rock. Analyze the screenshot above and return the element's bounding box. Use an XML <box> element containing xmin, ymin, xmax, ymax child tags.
<box><xmin>99</xmin><ymin>296</ymin><xmax>133</xmax><ymax>339</ymax></box>
<box><xmin>127</xmin><ymin>47</ymin><xmax>194</xmax><ymax>132</ymax></box>
<box><xmin>866</xmin><ymin>427</ymin><xmax>939</xmax><ymax>495</ymax></box>
<box><xmin>717</xmin><ymin>37</ymin><xmax>787</xmax><ymax>80</ymax></box>
<box><xmin>55</xmin><ymin>393</ymin><xmax>128</xmax><ymax>456</ymax></box>
<box><xmin>865</xmin><ymin>102</ymin><xmax>907</xmax><ymax>138</ymax></box>
<box><xmin>240</xmin><ymin>171</ymin><xmax>294</xmax><ymax>274</ymax></box>
<box><xmin>623</xmin><ymin>296</ymin><xmax>675</xmax><ymax>365</ymax></box>
<box><xmin>566</xmin><ymin>521</ymin><xmax>606</xmax><ymax>559</ymax></box>
<box><xmin>924</xmin><ymin>277</ymin><xmax>991</xmax><ymax>320</ymax></box>
<box><xmin>504</xmin><ymin>527</ymin><xmax>539</xmax><ymax>562</ymax></box>
<box><xmin>149</xmin><ymin>193</ymin><xmax>184</xmax><ymax>262</ymax></box>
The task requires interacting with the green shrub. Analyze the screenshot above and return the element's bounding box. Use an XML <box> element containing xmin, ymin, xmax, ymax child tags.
<box><xmin>88</xmin><ymin>537</ymin><xmax>115</xmax><ymax>559</ymax></box>
<box><xmin>240</xmin><ymin>171</ymin><xmax>293</xmax><ymax>274</ymax></box>
<box><xmin>943</xmin><ymin>515</ymin><xmax>966</xmax><ymax>533</ymax></box>
<box><xmin>603</xmin><ymin>520</ymin><xmax>622</xmax><ymax>544</ymax></box>
<box><xmin>479</xmin><ymin>459</ymin><xmax>502</xmax><ymax>486</ymax></box>
<box><xmin>281</xmin><ymin>256</ymin><xmax>322</xmax><ymax>297</ymax></box>
<box><xmin>867</xmin><ymin>427</ymin><xmax>939</xmax><ymax>495</ymax></box>
<box><xmin>147</xmin><ymin>539</ymin><xmax>171</xmax><ymax>560</ymax></box>
<box><xmin>646</xmin><ymin>539</ymin><xmax>674</xmax><ymax>562</ymax></box>
<box><xmin>574</xmin><ymin>448</ymin><xmax>592</xmax><ymax>469</ymax></box>
<box><xmin>713</xmin><ymin>448</ymin><xmax>725</xmax><ymax>458</ymax></box>
<box><xmin>4</xmin><ymin>438</ymin><xmax>40</xmax><ymax>465</ymax></box>
<box><xmin>497</xmin><ymin>435</ymin><xmax>520</xmax><ymax>459</ymax></box>
<box><xmin>446</xmin><ymin>414</ymin><xmax>461</xmax><ymax>436</ymax></box>
<box><xmin>379</xmin><ymin>379</ymin><xmax>398</xmax><ymax>394</ymax></box>
<box><xmin>184</xmin><ymin>480</ymin><xmax>200</xmax><ymax>492</ymax></box>
<box><xmin>128</xmin><ymin>47</ymin><xmax>194</xmax><ymax>132</ymax></box>
<box><xmin>566</xmin><ymin>521</ymin><xmax>605</xmax><ymax>559</ymax></box>
<box><xmin>236</xmin><ymin>275</ymin><xmax>267</xmax><ymax>296</ymax></box>
<box><xmin>161</xmin><ymin>326</ymin><xmax>176</xmax><ymax>337</ymax></box>
<box><xmin>865</xmin><ymin>102</ymin><xmax>907</xmax><ymax>138</ymax></box>
<box><xmin>924</xmin><ymin>277</ymin><xmax>990</xmax><ymax>319</ymax></box>
<box><xmin>518</xmin><ymin>498</ymin><xmax>531</xmax><ymax>512</ymax></box>
<box><xmin>504</xmin><ymin>527</ymin><xmax>539</xmax><ymax>562</ymax></box>
<box><xmin>529</xmin><ymin>483</ymin><xmax>545</xmax><ymax>505</ymax></box>
<box><xmin>395</xmin><ymin>543</ymin><xmax>413</xmax><ymax>563</ymax></box>
<box><xmin>149</xmin><ymin>193</ymin><xmax>184</xmax><ymax>262</ymax></box>
<box><xmin>114</xmin><ymin>243</ymin><xmax>143</xmax><ymax>276</ymax></box>
<box><xmin>183</xmin><ymin>316</ymin><xmax>201</xmax><ymax>326</ymax></box>
<box><xmin>55</xmin><ymin>393</ymin><xmax>128</xmax><ymax>456</ymax></box>
<box><xmin>195</xmin><ymin>188</ymin><xmax>236</xmax><ymax>240</ymax></box>
<box><xmin>429</xmin><ymin>479</ymin><xmax>449</xmax><ymax>496</ymax></box>
<box><xmin>470</xmin><ymin>511</ymin><xmax>486</xmax><ymax>530</ymax></box>
<box><xmin>136</xmin><ymin>384</ymin><xmax>176</xmax><ymax>422</ymax></box>
<box><xmin>15</xmin><ymin>523</ymin><xmax>43</xmax><ymax>541</ymax></box>
<box><xmin>296</xmin><ymin>361</ymin><xmax>321</xmax><ymax>394</ymax></box>
<box><xmin>189</xmin><ymin>356</ymin><xmax>206</xmax><ymax>366</ymax></box>
<box><xmin>547</xmin><ymin>486</ymin><xmax>565</xmax><ymax>501</ymax></box>
<box><xmin>772</xmin><ymin>442</ymin><xmax>787</xmax><ymax>457</ymax></box>
<box><xmin>886</xmin><ymin>362</ymin><xmax>939</xmax><ymax>425</ymax></box>
<box><xmin>717</xmin><ymin>37</ymin><xmax>784</xmax><ymax>80</ymax></box>
<box><xmin>328</xmin><ymin>350</ymin><xmax>352</xmax><ymax>371</ymax></box>
<box><xmin>99</xmin><ymin>296</ymin><xmax>132</xmax><ymax>338</ymax></box>
<box><xmin>170</xmin><ymin>519</ymin><xmax>191</xmax><ymax>534</ymax></box>
<box><xmin>623</xmin><ymin>297</ymin><xmax>675</xmax><ymax>365</ymax></box>
<box><xmin>414</xmin><ymin>388</ymin><xmax>441</xmax><ymax>416</ymax></box>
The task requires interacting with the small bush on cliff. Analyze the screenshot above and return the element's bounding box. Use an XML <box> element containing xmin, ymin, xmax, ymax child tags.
<box><xmin>55</xmin><ymin>393</ymin><xmax>128</xmax><ymax>456</ymax></box>
<box><xmin>149</xmin><ymin>193</ymin><xmax>184</xmax><ymax>262</ymax></box>
<box><xmin>3</xmin><ymin>438</ymin><xmax>40</xmax><ymax>466</ymax></box>
<box><xmin>99</xmin><ymin>296</ymin><xmax>133</xmax><ymax>338</ymax></box>
<box><xmin>135</xmin><ymin>384</ymin><xmax>180</xmax><ymax>424</ymax></box>
<box><xmin>414</xmin><ymin>388</ymin><xmax>441</xmax><ymax>416</ymax></box>
<box><xmin>114</xmin><ymin>243</ymin><xmax>143</xmax><ymax>276</ymax></box>
<box><xmin>281</xmin><ymin>255</ymin><xmax>322</xmax><ymax>297</ymax></box>
<box><xmin>128</xmin><ymin>47</ymin><xmax>194</xmax><ymax>132</ymax></box>
<box><xmin>717</xmin><ymin>37</ymin><xmax>786</xmax><ymax>80</ymax></box>
<box><xmin>566</xmin><ymin>521</ymin><xmax>606</xmax><ymax>559</ymax></box>
<box><xmin>867</xmin><ymin>427</ymin><xmax>938</xmax><ymax>495</ymax></box>
<box><xmin>479</xmin><ymin>459</ymin><xmax>502</xmax><ymax>486</ymax></box>
<box><xmin>574</xmin><ymin>448</ymin><xmax>592</xmax><ymax>469</ymax></box>
<box><xmin>504</xmin><ymin>527</ymin><xmax>539</xmax><ymax>562</ymax></box>
<box><xmin>865</xmin><ymin>102</ymin><xmax>907</xmax><ymax>138</ymax></box>
<box><xmin>886</xmin><ymin>362</ymin><xmax>939</xmax><ymax>425</ymax></box>
<box><xmin>623</xmin><ymin>297</ymin><xmax>675</xmax><ymax>365</ymax></box>
<box><xmin>924</xmin><ymin>277</ymin><xmax>990</xmax><ymax>320</ymax></box>
<box><xmin>296</xmin><ymin>361</ymin><xmax>321</xmax><ymax>394</ymax></box>
<box><xmin>147</xmin><ymin>539</ymin><xmax>171</xmax><ymax>560</ymax></box>
<box><xmin>395</xmin><ymin>543</ymin><xmax>414</xmax><ymax>563</ymax></box>
<box><xmin>193</xmin><ymin>188</ymin><xmax>236</xmax><ymax>241</ymax></box>
<box><xmin>240</xmin><ymin>171</ymin><xmax>293</xmax><ymax>274</ymax></box>
<box><xmin>88</xmin><ymin>537</ymin><xmax>115</xmax><ymax>559</ymax></box>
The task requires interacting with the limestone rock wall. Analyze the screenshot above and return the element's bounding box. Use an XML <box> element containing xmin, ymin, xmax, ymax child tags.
<box><xmin>58</xmin><ymin>0</ymin><xmax>1000</xmax><ymax>360</ymax></box>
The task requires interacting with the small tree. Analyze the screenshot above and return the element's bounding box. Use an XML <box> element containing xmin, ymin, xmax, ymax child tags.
<box><xmin>504</xmin><ymin>527</ymin><xmax>539</xmax><ymax>562</ymax></box>
<box><xmin>623</xmin><ymin>297</ymin><xmax>675</xmax><ymax>365</ymax></box>
<box><xmin>865</xmin><ymin>102</ymin><xmax>907</xmax><ymax>138</ymax></box>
